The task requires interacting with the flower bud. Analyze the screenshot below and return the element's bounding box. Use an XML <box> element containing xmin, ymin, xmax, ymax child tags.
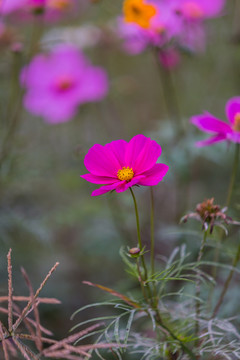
<box><xmin>129</xmin><ymin>247</ymin><xmax>141</xmax><ymax>257</ymax></box>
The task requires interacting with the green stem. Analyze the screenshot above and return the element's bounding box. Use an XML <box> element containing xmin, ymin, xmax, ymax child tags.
<box><xmin>226</xmin><ymin>143</ymin><xmax>240</xmax><ymax>208</ymax></box>
<box><xmin>136</xmin><ymin>258</ymin><xmax>149</xmax><ymax>304</ymax></box>
<box><xmin>195</xmin><ymin>230</ymin><xmax>208</xmax><ymax>347</ymax></box>
<box><xmin>153</xmin><ymin>48</ymin><xmax>182</xmax><ymax>129</ymax></box>
<box><xmin>232</xmin><ymin>0</ymin><xmax>240</xmax><ymax>37</ymax></box>
<box><xmin>212</xmin><ymin>242</ymin><xmax>240</xmax><ymax>318</ymax></box>
<box><xmin>150</xmin><ymin>187</ymin><xmax>155</xmax><ymax>276</ymax></box>
<box><xmin>129</xmin><ymin>188</ymin><xmax>148</xmax><ymax>276</ymax></box>
<box><xmin>0</xmin><ymin>53</ymin><xmax>23</xmax><ymax>170</ymax></box>
<box><xmin>129</xmin><ymin>188</ymin><xmax>196</xmax><ymax>359</ymax></box>
<box><xmin>150</xmin><ymin>187</ymin><xmax>158</xmax><ymax>307</ymax></box>
<box><xmin>0</xmin><ymin>19</ymin><xmax>44</xmax><ymax>172</ymax></box>
<box><xmin>129</xmin><ymin>187</ymin><xmax>153</xmax><ymax>303</ymax></box>
<box><xmin>209</xmin><ymin>143</ymin><xmax>240</xmax><ymax>308</ymax></box>
<box><xmin>154</xmin><ymin>309</ymin><xmax>196</xmax><ymax>360</ymax></box>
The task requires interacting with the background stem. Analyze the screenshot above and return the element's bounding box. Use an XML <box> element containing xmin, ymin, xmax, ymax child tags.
<box><xmin>212</xmin><ymin>242</ymin><xmax>240</xmax><ymax>318</ymax></box>
<box><xmin>195</xmin><ymin>230</ymin><xmax>208</xmax><ymax>349</ymax></box>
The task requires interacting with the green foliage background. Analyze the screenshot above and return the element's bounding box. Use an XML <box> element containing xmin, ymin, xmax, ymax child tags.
<box><xmin>0</xmin><ymin>0</ymin><xmax>240</xmax><ymax>355</ymax></box>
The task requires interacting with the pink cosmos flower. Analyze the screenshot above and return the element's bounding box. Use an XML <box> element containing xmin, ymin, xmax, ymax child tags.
<box><xmin>0</xmin><ymin>0</ymin><xmax>24</xmax><ymax>15</ymax></box>
<box><xmin>117</xmin><ymin>0</ymin><xmax>225</xmax><ymax>58</ymax></box>
<box><xmin>191</xmin><ymin>97</ymin><xmax>240</xmax><ymax>147</ymax></box>
<box><xmin>117</xmin><ymin>1</ymin><xmax>182</xmax><ymax>54</ymax></box>
<box><xmin>0</xmin><ymin>0</ymin><xmax>82</xmax><ymax>21</ymax></box>
<box><xmin>21</xmin><ymin>44</ymin><xmax>108</xmax><ymax>124</ymax></box>
<box><xmin>81</xmin><ymin>134</ymin><xmax>169</xmax><ymax>196</ymax></box>
<box><xmin>173</xmin><ymin>0</ymin><xmax>226</xmax><ymax>21</ymax></box>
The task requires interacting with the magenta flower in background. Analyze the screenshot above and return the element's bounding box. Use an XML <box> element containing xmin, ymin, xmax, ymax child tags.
<box><xmin>173</xmin><ymin>0</ymin><xmax>226</xmax><ymax>20</ymax></box>
<box><xmin>0</xmin><ymin>0</ymin><xmax>82</xmax><ymax>21</ymax></box>
<box><xmin>21</xmin><ymin>44</ymin><xmax>108</xmax><ymax>123</ymax></box>
<box><xmin>191</xmin><ymin>97</ymin><xmax>240</xmax><ymax>147</ymax></box>
<box><xmin>0</xmin><ymin>0</ymin><xmax>25</xmax><ymax>15</ymax></box>
<box><xmin>117</xmin><ymin>0</ymin><xmax>226</xmax><ymax>60</ymax></box>
<box><xmin>81</xmin><ymin>134</ymin><xmax>169</xmax><ymax>196</ymax></box>
<box><xmin>117</xmin><ymin>1</ymin><xmax>182</xmax><ymax>55</ymax></box>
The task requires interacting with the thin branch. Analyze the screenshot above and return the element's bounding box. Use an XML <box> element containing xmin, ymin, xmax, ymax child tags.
<box><xmin>43</xmin><ymin>323</ymin><xmax>104</xmax><ymax>353</ymax></box>
<box><xmin>0</xmin><ymin>321</ymin><xmax>9</xmax><ymax>360</ymax></box>
<box><xmin>21</xmin><ymin>267</ymin><xmax>42</xmax><ymax>352</ymax></box>
<box><xmin>13</xmin><ymin>262</ymin><xmax>59</xmax><ymax>332</ymax></box>
<box><xmin>16</xmin><ymin>333</ymin><xmax>57</xmax><ymax>345</ymax></box>
<box><xmin>7</xmin><ymin>249</ymin><xmax>13</xmax><ymax>333</ymax></box>
<box><xmin>12</xmin><ymin>338</ymin><xmax>33</xmax><ymax>360</ymax></box>
<box><xmin>0</xmin><ymin>296</ymin><xmax>61</xmax><ymax>304</ymax></box>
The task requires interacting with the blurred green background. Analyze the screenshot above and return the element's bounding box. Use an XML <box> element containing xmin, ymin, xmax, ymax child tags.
<box><xmin>0</xmin><ymin>0</ymin><xmax>240</xmax><ymax>355</ymax></box>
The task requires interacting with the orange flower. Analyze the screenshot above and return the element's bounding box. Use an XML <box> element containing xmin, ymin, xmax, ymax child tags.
<box><xmin>123</xmin><ymin>0</ymin><xmax>157</xmax><ymax>29</ymax></box>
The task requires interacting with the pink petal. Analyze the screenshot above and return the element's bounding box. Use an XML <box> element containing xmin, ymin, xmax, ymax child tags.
<box><xmin>81</xmin><ymin>173</ymin><xmax>118</xmax><ymax>184</ymax></box>
<box><xmin>225</xmin><ymin>97</ymin><xmax>240</xmax><ymax>124</ymax></box>
<box><xmin>91</xmin><ymin>181</ymin><xmax>124</xmax><ymax>196</ymax></box>
<box><xmin>125</xmin><ymin>135</ymin><xmax>162</xmax><ymax>174</ymax></box>
<box><xmin>84</xmin><ymin>143</ymin><xmax>124</xmax><ymax>177</ymax></box>
<box><xmin>77</xmin><ymin>67</ymin><xmax>109</xmax><ymax>104</ymax></box>
<box><xmin>191</xmin><ymin>113</ymin><xmax>232</xmax><ymax>134</ymax></box>
<box><xmin>104</xmin><ymin>139</ymin><xmax>128</xmax><ymax>168</ymax></box>
<box><xmin>23</xmin><ymin>91</ymin><xmax>77</xmax><ymax>123</ymax></box>
<box><xmin>195</xmin><ymin>134</ymin><xmax>227</xmax><ymax>147</ymax></box>
<box><xmin>137</xmin><ymin>164</ymin><xmax>169</xmax><ymax>186</ymax></box>
<box><xmin>192</xmin><ymin>0</ymin><xmax>225</xmax><ymax>17</ymax></box>
<box><xmin>227</xmin><ymin>132</ymin><xmax>240</xmax><ymax>143</ymax></box>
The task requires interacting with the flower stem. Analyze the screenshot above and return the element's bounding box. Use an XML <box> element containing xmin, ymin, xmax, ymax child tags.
<box><xmin>209</xmin><ymin>143</ymin><xmax>240</xmax><ymax>308</ymax></box>
<box><xmin>129</xmin><ymin>188</ymin><xmax>150</xmax><ymax>291</ymax></box>
<box><xmin>150</xmin><ymin>187</ymin><xmax>155</xmax><ymax>276</ymax></box>
<box><xmin>150</xmin><ymin>187</ymin><xmax>158</xmax><ymax>306</ymax></box>
<box><xmin>154</xmin><ymin>309</ymin><xmax>196</xmax><ymax>360</ymax></box>
<box><xmin>226</xmin><ymin>143</ymin><xmax>240</xmax><ymax>208</ymax></box>
<box><xmin>212</xmin><ymin>242</ymin><xmax>240</xmax><ymax>318</ymax></box>
<box><xmin>129</xmin><ymin>188</ymin><xmax>196</xmax><ymax>359</ymax></box>
<box><xmin>136</xmin><ymin>258</ymin><xmax>149</xmax><ymax>303</ymax></box>
<box><xmin>0</xmin><ymin>52</ymin><xmax>23</xmax><ymax>170</ymax></box>
<box><xmin>232</xmin><ymin>0</ymin><xmax>240</xmax><ymax>38</ymax></box>
<box><xmin>195</xmin><ymin>230</ymin><xmax>208</xmax><ymax>346</ymax></box>
<box><xmin>153</xmin><ymin>48</ymin><xmax>182</xmax><ymax>132</ymax></box>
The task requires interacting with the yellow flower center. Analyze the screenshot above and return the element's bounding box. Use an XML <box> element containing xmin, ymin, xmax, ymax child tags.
<box><xmin>183</xmin><ymin>2</ymin><xmax>203</xmax><ymax>19</ymax></box>
<box><xmin>233</xmin><ymin>113</ymin><xmax>240</xmax><ymax>132</ymax></box>
<box><xmin>117</xmin><ymin>167</ymin><xmax>134</xmax><ymax>181</ymax></box>
<box><xmin>123</xmin><ymin>0</ymin><xmax>157</xmax><ymax>29</ymax></box>
<box><xmin>56</xmin><ymin>75</ymin><xmax>73</xmax><ymax>91</ymax></box>
<box><xmin>48</xmin><ymin>0</ymin><xmax>71</xmax><ymax>10</ymax></box>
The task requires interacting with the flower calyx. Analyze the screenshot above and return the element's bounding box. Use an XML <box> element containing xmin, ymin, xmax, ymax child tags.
<box><xmin>181</xmin><ymin>198</ymin><xmax>237</xmax><ymax>234</ymax></box>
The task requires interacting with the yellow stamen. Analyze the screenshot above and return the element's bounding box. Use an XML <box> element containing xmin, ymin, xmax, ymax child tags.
<box><xmin>123</xmin><ymin>0</ymin><xmax>157</xmax><ymax>29</ymax></box>
<box><xmin>233</xmin><ymin>113</ymin><xmax>240</xmax><ymax>132</ymax></box>
<box><xmin>117</xmin><ymin>167</ymin><xmax>134</xmax><ymax>181</ymax></box>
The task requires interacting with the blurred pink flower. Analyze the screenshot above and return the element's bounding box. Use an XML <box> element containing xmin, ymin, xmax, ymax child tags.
<box><xmin>81</xmin><ymin>134</ymin><xmax>169</xmax><ymax>196</ymax></box>
<box><xmin>191</xmin><ymin>97</ymin><xmax>240</xmax><ymax>146</ymax></box>
<box><xmin>117</xmin><ymin>1</ymin><xmax>181</xmax><ymax>54</ymax></box>
<box><xmin>21</xmin><ymin>44</ymin><xmax>108</xmax><ymax>123</ymax></box>
<box><xmin>0</xmin><ymin>0</ymin><xmax>24</xmax><ymax>15</ymax></box>
<box><xmin>173</xmin><ymin>0</ymin><xmax>226</xmax><ymax>20</ymax></box>
<box><xmin>117</xmin><ymin>0</ymin><xmax>225</xmax><ymax>57</ymax></box>
<box><xmin>0</xmin><ymin>0</ymin><xmax>82</xmax><ymax>21</ymax></box>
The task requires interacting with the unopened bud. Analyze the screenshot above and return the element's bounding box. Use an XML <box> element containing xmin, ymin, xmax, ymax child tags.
<box><xmin>129</xmin><ymin>247</ymin><xmax>140</xmax><ymax>257</ymax></box>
